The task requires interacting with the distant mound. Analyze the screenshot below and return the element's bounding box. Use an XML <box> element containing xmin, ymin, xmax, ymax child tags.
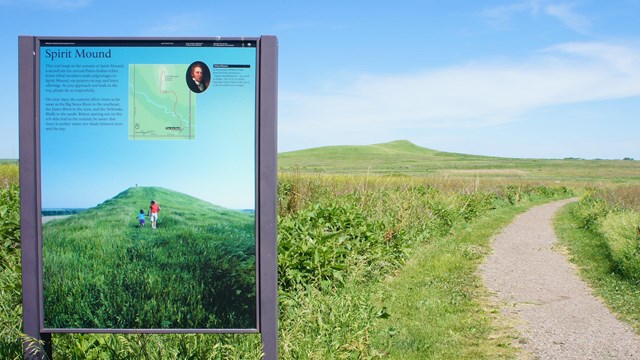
<box><xmin>280</xmin><ymin>140</ymin><xmax>438</xmax><ymax>159</ymax></box>
<box><xmin>278</xmin><ymin>140</ymin><xmax>640</xmax><ymax>182</ymax></box>
<box><xmin>278</xmin><ymin>140</ymin><xmax>496</xmax><ymax>175</ymax></box>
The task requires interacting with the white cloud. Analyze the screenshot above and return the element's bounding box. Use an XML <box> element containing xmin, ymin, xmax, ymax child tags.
<box><xmin>280</xmin><ymin>41</ymin><xmax>640</xmax><ymax>149</ymax></box>
<box><xmin>544</xmin><ymin>42</ymin><xmax>640</xmax><ymax>72</ymax></box>
<box><xmin>482</xmin><ymin>1</ymin><xmax>591</xmax><ymax>34</ymax></box>
<box><xmin>545</xmin><ymin>3</ymin><xmax>590</xmax><ymax>34</ymax></box>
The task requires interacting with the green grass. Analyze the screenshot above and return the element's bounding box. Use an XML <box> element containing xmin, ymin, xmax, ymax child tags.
<box><xmin>0</xmin><ymin>182</ymin><xmax>22</xmax><ymax>359</ymax></box>
<box><xmin>43</xmin><ymin>186</ymin><xmax>256</xmax><ymax>329</ymax></box>
<box><xmin>0</xmin><ymin>162</ymin><xmax>19</xmax><ymax>187</ymax></box>
<box><xmin>368</xmin><ymin>200</ymin><xmax>542</xmax><ymax>359</ymax></box>
<box><xmin>4</xmin><ymin>144</ymin><xmax>637</xmax><ymax>359</ymax></box>
<box><xmin>279</xmin><ymin>140</ymin><xmax>640</xmax><ymax>183</ymax></box>
<box><xmin>274</xmin><ymin>173</ymin><xmax>573</xmax><ymax>359</ymax></box>
<box><xmin>554</xmin><ymin>202</ymin><xmax>640</xmax><ymax>333</ymax></box>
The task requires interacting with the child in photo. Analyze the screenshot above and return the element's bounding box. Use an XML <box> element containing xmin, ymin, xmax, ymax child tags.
<box><xmin>149</xmin><ymin>200</ymin><xmax>160</xmax><ymax>229</ymax></box>
<box><xmin>138</xmin><ymin>209</ymin><xmax>146</xmax><ymax>227</ymax></box>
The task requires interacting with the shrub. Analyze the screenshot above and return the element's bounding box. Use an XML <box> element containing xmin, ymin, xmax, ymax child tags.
<box><xmin>599</xmin><ymin>210</ymin><xmax>640</xmax><ymax>283</ymax></box>
<box><xmin>573</xmin><ymin>194</ymin><xmax>610</xmax><ymax>231</ymax></box>
<box><xmin>278</xmin><ymin>201</ymin><xmax>406</xmax><ymax>291</ymax></box>
<box><xmin>0</xmin><ymin>163</ymin><xmax>19</xmax><ymax>188</ymax></box>
<box><xmin>0</xmin><ymin>184</ymin><xmax>20</xmax><ymax>251</ymax></box>
<box><xmin>0</xmin><ymin>184</ymin><xmax>22</xmax><ymax>359</ymax></box>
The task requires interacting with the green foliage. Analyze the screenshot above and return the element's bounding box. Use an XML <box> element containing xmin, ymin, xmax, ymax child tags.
<box><xmin>0</xmin><ymin>172</ymin><xmax>575</xmax><ymax>358</ymax></box>
<box><xmin>573</xmin><ymin>193</ymin><xmax>610</xmax><ymax>231</ymax></box>
<box><xmin>278</xmin><ymin>282</ymin><xmax>382</xmax><ymax>358</ymax></box>
<box><xmin>275</xmin><ymin>174</ymin><xmax>573</xmax><ymax>358</ymax></box>
<box><xmin>503</xmin><ymin>184</ymin><xmax>573</xmax><ymax>205</ymax></box>
<box><xmin>555</xmin><ymin>203</ymin><xmax>640</xmax><ymax>334</ymax></box>
<box><xmin>43</xmin><ymin>186</ymin><xmax>256</xmax><ymax>329</ymax></box>
<box><xmin>278</xmin><ymin>201</ymin><xmax>402</xmax><ymax>291</ymax></box>
<box><xmin>0</xmin><ymin>162</ymin><xmax>19</xmax><ymax>187</ymax></box>
<box><xmin>457</xmin><ymin>192</ymin><xmax>497</xmax><ymax>222</ymax></box>
<box><xmin>277</xmin><ymin>175</ymin><xmax>326</xmax><ymax>215</ymax></box>
<box><xmin>599</xmin><ymin>210</ymin><xmax>640</xmax><ymax>283</ymax></box>
<box><xmin>0</xmin><ymin>184</ymin><xmax>20</xmax><ymax>251</ymax></box>
<box><xmin>0</xmin><ymin>250</ymin><xmax>23</xmax><ymax>360</ymax></box>
<box><xmin>572</xmin><ymin>190</ymin><xmax>640</xmax><ymax>284</ymax></box>
<box><xmin>51</xmin><ymin>333</ymin><xmax>262</xmax><ymax>359</ymax></box>
<box><xmin>0</xmin><ymin>184</ymin><xmax>22</xmax><ymax>359</ymax></box>
<box><xmin>368</xmin><ymin>203</ymin><xmax>533</xmax><ymax>359</ymax></box>
<box><xmin>591</xmin><ymin>184</ymin><xmax>640</xmax><ymax>212</ymax></box>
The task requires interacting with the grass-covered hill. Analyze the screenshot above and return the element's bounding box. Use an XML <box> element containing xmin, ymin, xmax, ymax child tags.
<box><xmin>42</xmin><ymin>186</ymin><xmax>256</xmax><ymax>330</ymax></box>
<box><xmin>278</xmin><ymin>140</ymin><xmax>640</xmax><ymax>183</ymax></box>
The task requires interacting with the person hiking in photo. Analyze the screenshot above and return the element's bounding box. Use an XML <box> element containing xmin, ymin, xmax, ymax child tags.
<box><xmin>149</xmin><ymin>200</ymin><xmax>161</xmax><ymax>229</ymax></box>
<box><xmin>138</xmin><ymin>209</ymin><xmax>146</xmax><ymax>227</ymax></box>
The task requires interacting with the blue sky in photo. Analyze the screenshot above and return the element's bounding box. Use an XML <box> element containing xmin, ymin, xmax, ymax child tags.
<box><xmin>39</xmin><ymin>44</ymin><xmax>256</xmax><ymax>209</ymax></box>
<box><xmin>1</xmin><ymin>0</ymin><xmax>639</xmax><ymax>163</ymax></box>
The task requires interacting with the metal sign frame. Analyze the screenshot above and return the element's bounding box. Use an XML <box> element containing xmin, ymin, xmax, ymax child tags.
<box><xmin>19</xmin><ymin>35</ymin><xmax>277</xmax><ymax>359</ymax></box>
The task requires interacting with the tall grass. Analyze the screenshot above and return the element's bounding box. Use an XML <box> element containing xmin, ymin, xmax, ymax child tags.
<box><xmin>43</xmin><ymin>186</ymin><xmax>256</xmax><ymax>329</ymax></box>
<box><xmin>573</xmin><ymin>185</ymin><xmax>640</xmax><ymax>284</ymax></box>
<box><xmin>1</xmin><ymin>172</ymin><xmax>574</xmax><ymax>358</ymax></box>
<box><xmin>0</xmin><ymin>174</ymin><xmax>22</xmax><ymax>359</ymax></box>
<box><xmin>591</xmin><ymin>184</ymin><xmax>640</xmax><ymax>212</ymax></box>
<box><xmin>571</xmin><ymin>185</ymin><xmax>640</xmax><ymax>284</ymax></box>
<box><xmin>555</xmin><ymin>203</ymin><xmax>640</xmax><ymax>334</ymax></box>
<box><xmin>0</xmin><ymin>162</ymin><xmax>19</xmax><ymax>188</ymax></box>
<box><xmin>275</xmin><ymin>173</ymin><xmax>573</xmax><ymax>358</ymax></box>
<box><xmin>599</xmin><ymin>210</ymin><xmax>640</xmax><ymax>283</ymax></box>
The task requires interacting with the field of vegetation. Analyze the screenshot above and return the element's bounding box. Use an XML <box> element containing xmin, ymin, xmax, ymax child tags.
<box><xmin>1</xmin><ymin>163</ymin><xmax>22</xmax><ymax>358</ymax></box>
<box><xmin>1</xmin><ymin>140</ymin><xmax>639</xmax><ymax>359</ymax></box>
<box><xmin>43</xmin><ymin>186</ymin><xmax>256</xmax><ymax>330</ymax></box>
<box><xmin>280</xmin><ymin>140</ymin><xmax>640</xmax><ymax>183</ymax></box>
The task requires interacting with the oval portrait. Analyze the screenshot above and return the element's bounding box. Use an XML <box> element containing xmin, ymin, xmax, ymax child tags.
<box><xmin>186</xmin><ymin>61</ymin><xmax>211</xmax><ymax>93</ymax></box>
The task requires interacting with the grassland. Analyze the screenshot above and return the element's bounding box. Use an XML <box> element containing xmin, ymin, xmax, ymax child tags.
<box><xmin>2</xmin><ymin>141</ymin><xmax>640</xmax><ymax>359</ymax></box>
<box><xmin>43</xmin><ymin>186</ymin><xmax>256</xmax><ymax>330</ymax></box>
<box><xmin>279</xmin><ymin>140</ymin><xmax>640</xmax><ymax>183</ymax></box>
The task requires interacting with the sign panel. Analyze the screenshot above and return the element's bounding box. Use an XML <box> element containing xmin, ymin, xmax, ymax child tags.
<box><xmin>33</xmin><ymin>38</ymin><xmax>264</xmax><ymax>332</ymax></box>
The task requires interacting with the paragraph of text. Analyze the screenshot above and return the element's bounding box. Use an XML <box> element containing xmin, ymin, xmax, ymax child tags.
<box><xmin>44</xmin><ymin>63</ymin><xmax>124</xmax><ymax>94</ymax></box>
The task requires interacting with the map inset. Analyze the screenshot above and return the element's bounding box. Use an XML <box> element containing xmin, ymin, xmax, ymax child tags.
<box><xmin>129</xmin><ymin>64</ymin><xmax>195</xmax><ymax>140</ymax></box>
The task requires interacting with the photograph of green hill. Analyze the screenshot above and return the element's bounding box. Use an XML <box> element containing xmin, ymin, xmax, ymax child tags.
<box><xmin>42</xmin><ymin>186</ymin><xmax>256</xmax><ymax>330</ymax></box>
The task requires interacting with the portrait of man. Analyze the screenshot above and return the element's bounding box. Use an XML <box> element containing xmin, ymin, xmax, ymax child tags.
<box><xmin>186</xmin><ymin>61</ymin><xmax>211</xmax><ymax>93</ymax></box>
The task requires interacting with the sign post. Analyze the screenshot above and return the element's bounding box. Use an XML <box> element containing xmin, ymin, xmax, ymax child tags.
<box><xmin>258</xmin><ymin>35</ymin><xmax>278</xmax><ymax>360</ymax></box>
<box><xmin>19</xmin><ymin>35</ymin><xmax>277</xmax><ymax>359</ymax></box>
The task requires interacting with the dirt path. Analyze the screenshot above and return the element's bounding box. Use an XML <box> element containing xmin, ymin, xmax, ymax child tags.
<box><xmin>481</xmin><ymin>199</ymin><xmax>640</xmax><ymax>359</ymax></box>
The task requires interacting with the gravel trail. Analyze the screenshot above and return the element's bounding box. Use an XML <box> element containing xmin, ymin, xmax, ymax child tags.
<box><xmin>481</xmin><ymin>199</ymin><xmax>640</xmax><ymax>359</ymax></box>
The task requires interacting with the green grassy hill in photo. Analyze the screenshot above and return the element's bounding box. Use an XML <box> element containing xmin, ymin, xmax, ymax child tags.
<box><xmin>279</xmin><ymin>140</ymin><xmax>640</xmax><ymax>183</ymax></box>
<box><xmin>42</xmin><ymin>186</ymin><xmax>256</xmax><ymax>330</ymax></box>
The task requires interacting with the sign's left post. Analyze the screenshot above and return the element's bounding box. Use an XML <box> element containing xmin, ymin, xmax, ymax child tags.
<box><xmin>19</xmin><ymin>35</ymin><xmax>52</xmax><ymax>360</ymax></box>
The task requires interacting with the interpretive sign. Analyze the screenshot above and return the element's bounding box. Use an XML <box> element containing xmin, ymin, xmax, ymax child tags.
<box><xmin>19</xmin><ymin>36</ymin><xmax>278</xmax><ymax>358</ymax></box>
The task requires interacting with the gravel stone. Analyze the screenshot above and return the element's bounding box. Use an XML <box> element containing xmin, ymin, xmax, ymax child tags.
<box><xmin>481</xmin><ymin>199</ymin><xmax>640</xmax><ymax>359</ymax></box>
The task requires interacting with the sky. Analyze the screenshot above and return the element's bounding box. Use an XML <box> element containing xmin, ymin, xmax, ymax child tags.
<box><xmin>1</xmin><ymin>0</ymin><xmax>640</xmax><ymax>160</ymax></box>
<box><xmin>38</xmin><ymin>44</ymin><xmax>256</xmax><ymax>209</ymax></box>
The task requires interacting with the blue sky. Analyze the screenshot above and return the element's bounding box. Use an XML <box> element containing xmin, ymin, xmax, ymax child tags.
<box><xmin>1</xmin><ymin>0</ymin><xmax>640</xmax><ymax>160</ymax></box>
<box><xmin>38</xmin><ymin>44</ymin><xmax>256</xmax><ymax>209</ymax></box>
